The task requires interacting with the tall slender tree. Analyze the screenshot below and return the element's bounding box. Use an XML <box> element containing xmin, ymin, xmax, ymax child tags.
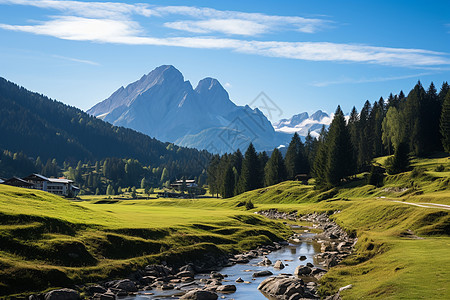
<box><xmin>441</xmin><ymin>90</ymin><xmax>450</xmax><ymax>153</ymax></box>
<box><xmin>325</xmin><ymin>106</ymin><xmax>355</xmax><ymax>186</ymax></box>
<box><xmin>222</xmin><ymin>164</ymin><xmax>235</xmax><ymax>198</ymax></box>
<box><xmin>264</xmin><ymin>148</ymin><xmax>287</xmax><ymax>186</ymax></box>
<box><xmin>237</xmin><ymin>143</ymin><xmax>262</xmax><ymax>193</ymax></box>
<box><xmin>285</xmin><ymin>133</ymin><xmax>308</xmax><ymax>179</ymax></box>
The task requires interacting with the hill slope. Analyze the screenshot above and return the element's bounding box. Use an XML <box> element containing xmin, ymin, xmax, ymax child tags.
<box><xmin>0</xmin><ymin>77</ymin><xmax>210</xmax><ymax>176</ymax></box>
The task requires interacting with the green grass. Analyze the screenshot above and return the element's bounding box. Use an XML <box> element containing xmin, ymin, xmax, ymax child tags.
<box><xmin>0</xmin><ymin>185</ymin><xmax>291</xmax><ymax>296</ymax></box>
<box><xmin>1</xmin><ymin>154</ymin><xmax>449</xmax><ymax>298</ymax></box>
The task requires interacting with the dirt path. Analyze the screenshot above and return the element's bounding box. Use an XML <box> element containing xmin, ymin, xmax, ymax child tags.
<box><xmin>391</xmin><ymin>200</ymin><xmax>450</xmax><ymax>210</ymax></box>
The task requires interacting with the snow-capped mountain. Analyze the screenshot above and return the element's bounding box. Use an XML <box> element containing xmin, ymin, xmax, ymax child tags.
<box><xmin>87</xmin><ymin>65</ymin><xmax>291</xmax><ymax>154</ymax></box>
<box><xmin>273</xmin><ymin>110</ymin><xmax>332</xmax><ymax>138</ymax></box>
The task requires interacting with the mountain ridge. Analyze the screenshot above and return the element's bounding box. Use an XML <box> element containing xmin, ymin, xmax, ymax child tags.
<box><xmin>88</xmin><ymin>65</ymin><xmax>291</xmax><ymax>154</ymax></box>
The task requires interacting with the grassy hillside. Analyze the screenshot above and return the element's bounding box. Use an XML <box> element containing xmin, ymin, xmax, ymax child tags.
<box><xmin>0</xmin><ymin>185</ymin><xmax>290</xmax><ymax>296</ymax></box>
<box><xmin>234</xmin><ymin>154</ymin><xmax>450</xmax><ymax>299</ymax></box>
<box><xmin>1</xmin><ymin>154</ymin><xmax>449</xmax><ymax>298</ymax></box>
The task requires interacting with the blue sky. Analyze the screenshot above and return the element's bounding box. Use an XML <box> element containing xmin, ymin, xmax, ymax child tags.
<box><xmin>0</xmin><ymin>0</ymin><xmax>449</xmax><ymax>121</ymax></box>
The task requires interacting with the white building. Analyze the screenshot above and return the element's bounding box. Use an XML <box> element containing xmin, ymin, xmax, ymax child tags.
<box><xmin>22</xmin><ymin>174</ymin><xmax>79</xmax><ymax>197</ymax></box>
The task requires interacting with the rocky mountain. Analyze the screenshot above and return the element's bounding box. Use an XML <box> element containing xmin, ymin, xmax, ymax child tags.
<box><xmin>273</xmin><ymin>110</ymin><xmax>331</xmax><ymax>138</ymax></box>
<box><xmin>88</xmin><ymin>65</ymin><xmax>291</xmax><ymax>154</ymax></box>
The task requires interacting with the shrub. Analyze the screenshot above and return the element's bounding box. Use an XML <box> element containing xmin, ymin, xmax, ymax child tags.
<box><xmin>434</xmin><ymin>164</ymin><xmax>445</xmax><ymax>172</ymax></box>
<box><xmin>386</xmin><ymin>142</ymin><xmax>409</xmax><ymax>175</ymax></box>
<box><xmin>367</xmin><ymin>165</ymin><xmax>385</xmax><ymax>187</ymax></box>
<box><xmin>245</xmin><ymin>200</ymin><xmax>254</xmax><ymax>210</ymax></box>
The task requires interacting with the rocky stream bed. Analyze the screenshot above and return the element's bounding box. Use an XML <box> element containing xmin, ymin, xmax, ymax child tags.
<box><xmin>27</xmin><ymin>211</ymin><xmax>355</xmax><ymax>300</ymax></box>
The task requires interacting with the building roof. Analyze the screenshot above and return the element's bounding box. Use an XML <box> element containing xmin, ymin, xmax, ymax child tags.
<box><xmin>48</xmin><ymin>178</ymin><xmax>73</xmax><ymax>184</ymax></box>
<box><xmin>3</xmin><ymin>177</ymin><xmax>34</xmax><ymax>187</ymax></box>
<box><xmin>23</xmin><ymin>173</ymin><xmax>49</xmax><ymax>182</ymax></box>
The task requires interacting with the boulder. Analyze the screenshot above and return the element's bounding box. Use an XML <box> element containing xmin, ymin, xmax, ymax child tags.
<box><xmin>177</xmin><ymin>270</ymin><xmax>194</xmax><ymax>278</ymax></box>
<box><xmin>294</xmin><ymin>265</ymin><xmax>312</xmax><ymax>276</ymax></box>
<box><xmin>45</xmin><ymin>289</ymin><xmax>80</xmax><ymax>300</ymax></box>
<box><xmin>253</xmin><ymin>270</ymin><xmax>273</xmax><ymax>277</ymax></box>
<box><xmin>274</xmin><ymin>260</ymin><xmax>285</xmax><ymax>269</ymax></box>
<box><xmin>210</xmin><ymin>271</ymin><xmax>224</xmax><ymax>279</ymax></box>
<box><xmin>215</xmin><ymin>285</ymin><xmax>236</xmax><ymax>293</ymax></box>
<box><xmin>92</xmin><ymin>292</ymin><xmax>116</xmax><ymax>300</ymax></box>
<box><xmin>180</xmin><ymin>289</ymin><xmax>218</xmax><ymax>300</ymax></box>
<box><xmin>258</xmin><ymin>276</ymin><xmax>305</xmax><ymax>299</ymax></box>
<box><xmin>112</xmin><ymin>279</ymin><xmax>138</xmax><ymax>292</ymax></box>
<box><xmin>258</xmin><ymin>256</ymin><xmax>272</xmax><ymax>266</ymax></box>
<box><xmin>87</xmin><ymin>285</ymin><xmax>107</xmax><ymax>295</ymax></box>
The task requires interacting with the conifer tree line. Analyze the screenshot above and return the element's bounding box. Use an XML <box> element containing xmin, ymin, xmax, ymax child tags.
<box><xmin>208</xmin><ymin>81</ymin><xmax>450</xmax><ymax>196</ymax></box>
<box><xmin>207</xmin><ymin>132</ymin><xmax>310</xmax><ymax>198</ymax></box>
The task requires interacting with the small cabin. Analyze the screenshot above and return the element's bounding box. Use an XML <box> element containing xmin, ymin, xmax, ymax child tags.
<box><xmin>295</xmin><ymin>174</ymin><xmax>311</xmax><ymax>185</ymax></box>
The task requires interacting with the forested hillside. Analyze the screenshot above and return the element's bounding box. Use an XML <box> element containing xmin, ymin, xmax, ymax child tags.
<box><xmin>209</xmin><ymin>81</ymin><xmax>450</xmax><ymax>197</ymax></box>
<box><xmin>0</xmin><ymin>77</ymin><xmax>211</xmax><ymax>183</ymax></box>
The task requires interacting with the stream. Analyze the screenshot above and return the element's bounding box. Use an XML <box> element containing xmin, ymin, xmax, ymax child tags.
<box><xmin>124</xmin><ymin>230</ymin><xmax>322</xmax><ymax>300</ymax></box>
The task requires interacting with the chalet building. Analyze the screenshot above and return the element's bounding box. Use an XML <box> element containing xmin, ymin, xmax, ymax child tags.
<box><xmin>2</xmin><ymin>177</ymin><xmax>34</xmax><ymax>189</ymax></box>
<box><xmin>2</xmin><ymin>173</ymin><xmax>79</xmax><ymax>197</ymax></box>
<box><xmin>170</xmin><ymin>179</ymin><xmax>197</xmax><ymax>190</ymax></box>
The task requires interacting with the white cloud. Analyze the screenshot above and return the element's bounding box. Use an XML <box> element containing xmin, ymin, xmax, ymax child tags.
<box><xmin>224</xmin><ymin>82</ymin><xmax>232</xmax><ymax>88</ymax></box>
<box><xmin>53</xmin><ymin>54</ymin><xmax>99</xmax><ymax>65</ymax></box>
<box><xmin>164</xmin><ymin>19</ymin><xmax>269</xmax><ymax>36</ymax></box>
<box><xmin>0</xmin><ymin>0</ymin><xmax>449</xmax><ymax>68</ymax></box>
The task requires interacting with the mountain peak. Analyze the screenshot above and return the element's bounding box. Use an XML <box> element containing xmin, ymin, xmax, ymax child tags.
<box><xmin>195</xmin><ymin>77</ymin><xmax>235</xmax><ymax>113</ymax></box>
<box><xmin>310</xmin><ymin>110</ymin><xmax>329</xmax><ymax>121</ymax></box>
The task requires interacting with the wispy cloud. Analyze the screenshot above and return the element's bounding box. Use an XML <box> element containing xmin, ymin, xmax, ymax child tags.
<box><xmin>311</xmin><ymin>72</ymin><xmax>435</xmax><ymax>87</ymax></box>
<box><xmin>0</xmin><ymin>0</ymin><xmax>449</xmax><ymax>68</ymax></box>
<box><xmin>52</xmin><ymin>54</ymin><xmax>99</xmax><ymax>66</ymax></box>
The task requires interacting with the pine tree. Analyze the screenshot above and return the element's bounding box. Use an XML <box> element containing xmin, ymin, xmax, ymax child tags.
<box><xmin>403</xmin><ymin>81</ymin><xmax>425</xmax><ymax>155</ymax></box>
<box><xmin>441</xmin><ymin>90</ymin><xmax>450</xmax><ymax>153</ymax></box>
<box><xmin>313</xmin><ymin>126</ymin><xmax>328</xmax><ymax>187</ymax></box>
<box><xmin>237</xmin><ymin>143</ymin><xmax>262</xmax><ymax>193</ymax></box>
<box><xmin>348</xmin><ymin>106</ymin><xmax>359</xmax><ymax>167</ymax></box>
<box><xmin>222</xmin><ymin>164</ymin><xmax>235</xmax><ymax>198</ymax></box>
<box><xmin>106</xmin><ymin>184</ymin><xmax>113</xmax><ymax>196</ymax></box>
<box><xmin>325</xmin><ymin>106</ymin><xmax>355</xmax><ymax>186</ymax></box>
<box><xmin>304</xmin><ymin>130</ymin><xmax>317</xmax><ymax>167</ymax></box>
<box><xmin>358</xmin><ymin>100</ymin><xmax>372</xmax><ymax>169</ymax></box>
<box><xmin>285</xmin><ymin>133</ymin><xmax>308</xmax><ymax>179</ymax></box>
<box><xmin>386</xmin><ymin>142</ymin><xmax>410</xmax><ymax>174</ymax></box>
<box><xmin>264</xmin><ymin>148</ymin><xmax>287</xmax><ymax>186</ymax></box>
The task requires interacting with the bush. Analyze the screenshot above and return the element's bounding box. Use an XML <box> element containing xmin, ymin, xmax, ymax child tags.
<box><xmin>245</xmin><ymin>200</ymin><xmax>254</xmax><ymax>210</ymax></box>
<box><xmin>367</xmin><ymin>165</ymin><xmax>384</xmax><ymax>187</ymax></box>
<box><xmin>411</xmin><ymin>167</ymin><xmax>426</xmax><ymax>178</ymax></box>
<box><xmin>434</xmin><ymin>164</ymin><xmax>445</xmax><ymax>172</ymax></box>
<box><xmin>386</xmin><ymin>142</ymin><xmax>410</xmax><ymax>175</ymax></box>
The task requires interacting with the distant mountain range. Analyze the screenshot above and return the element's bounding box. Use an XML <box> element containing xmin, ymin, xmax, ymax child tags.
<box><xmin>88</xmin><ymin>65</ymin><xmax>291</xmax><ymax>154</ymax></box>
<box><xmin>273</xmin><ymin>110</ymin><xmax>332</xmax><ymax>138</ymax></box>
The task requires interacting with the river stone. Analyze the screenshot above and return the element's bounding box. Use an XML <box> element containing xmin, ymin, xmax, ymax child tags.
<box><xmin>177</xmin><ymin>270</ymin><xmax>194</xmax><ymax>278</ymax></box>
<box><xmin>92</xmin><ymin>292</ymin><xmax>116</xmax><ymax>300</ymax></box>
<box><xmin>180</xmin><ymin>289</ymin><xmax>218</xmax><ymax>300</ymax></box>
<box><xmin>45</xmin><ymin>288</ymin><xmax>81</xmax><ymax>300</ymax></box>
<box><xmin>306</xmin><ymin>262</ymin><xmax>314</xmax><ymax>268</ymax></box>
<box><xmin>258</xmin><ymin>256</ymin><xmax>272</xmax><ymax>266</ymax></box>
<box><xmin>112</xmin><ymin>279</ymin><xmax>138</xmax><ymax>292</ymax></box>
<box><xmin>87</xmin><ymin>285</ymin><xmax>107</xmax><ymax>294</ymax></box>
<box><xmin>274</xmin><ymin>260</ymin><xmax>285</xmax><ymax>269</ymax></box>
<box><xmin>253</xmin><ymin>270</ymin><xmax>273</xmax><ymax>277</ymax></box>
<box><xmin>235</xmin><ymin>277</ymin><xmax>244</xmax><ymax>283</ymax></box>
<box><xmin>258</xmin><ymin>276</ymin><xmax>305</xmax><ymax>299</ymax></box>
<box><xmin>210</xmin><ymin>271</ymin><xmax>224</xmax><ymax>279</ymax></box>
<box><xmin>294</xmin><ymin>265</ymin><xmax>312</xmax><ymax>276</ymax></box>
<box><xmin>216</xmin><ymin>285</ymin><xmax>237</xmax><ymax>293</ymax></box>
<box><xmin>299</xmin><ymin>255</ymin><xmax>307</xmax><ymax>261</ymax></box>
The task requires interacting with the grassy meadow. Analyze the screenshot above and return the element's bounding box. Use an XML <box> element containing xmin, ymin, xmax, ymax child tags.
<box><xmin>0</xmin><ymin>154</ymin><xmax>449</xmax><ymax>298</ymax></box>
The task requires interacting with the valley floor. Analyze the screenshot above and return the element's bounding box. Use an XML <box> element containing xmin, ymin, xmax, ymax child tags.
<box><xmin>0</xmin><ymin>155</ymin><xmax>449</xmax><ymax>299</ymax></box>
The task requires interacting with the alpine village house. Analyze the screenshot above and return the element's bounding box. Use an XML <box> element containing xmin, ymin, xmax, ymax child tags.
<box><xmin>1</xmin><ymin>173</ymin><xmax>79</xmax><ymax>197</ymax></box>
